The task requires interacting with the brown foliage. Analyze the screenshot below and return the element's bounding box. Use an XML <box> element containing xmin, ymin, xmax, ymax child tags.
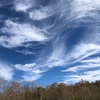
<box><xmin>0</xmin><ymin>78</ymin><xmax>100</xmax><ymax>100</ymax></box>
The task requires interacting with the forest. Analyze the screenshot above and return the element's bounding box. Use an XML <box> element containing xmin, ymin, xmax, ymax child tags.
<box><xmin>0</xmin><ymin>78</ymin><xmax>100</xmax><ymax>100</ymax></box>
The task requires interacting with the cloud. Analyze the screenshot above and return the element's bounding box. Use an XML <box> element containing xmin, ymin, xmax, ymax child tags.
<box><xmin>62</xmin><ymin>69</ymin><xmax>100</xmax><ymax>84</ymax></box>
<box><xmin>71</xmin><ymin>0</ymin><xmax>100</xmax><ymax>19</ymax></box>
<box><xmin>14</xmin><ymin>0</ymin><xmax>100</xmax><ymax>84</ymax></box>
<box><xmin>54</xmin><ymin>31</ymin><xmax>99</xmax><ymax>83</ymax></box>
<box><xmin>55</xmin><ymin>0</ymin><xmax>100</xmax><ymax>24</ymax></box>
<box><xmin>61</xmin><ymin>42</ymin><xmax>100</xmax><ymax>83</ymax></box>
<box><xmin>14</xmin><ymin>0</ymin><xmax>35</xmax><ymax>12</ymax></box>
<box><xmin>62</xmin><ymin>63</ymin><xmax>100</xmax><ymax>72</ymax></box>
<box><xmin>81</xmin><ymin>57</ymin><xmax>100</xmax><ymax>63</ymax></box>
<box><xmin>0</xmin><ymin>19</ymin><xmax>48</xmax><ymax>48</ymax></box>
<box><xmin>13</xmin><ymin>0</ymin><xmax>100</xmax><ymax>83</ymax></box>
<box><xmin>46</xmin><ymin>40</ymin><xmax>66</xmax><ymax>67</ymax></box>
<box><xmin>16</xmin><ymin>49</ymin><xmax>35</xmax><ymax>55</ymax></box>
<box><xmin>0</xmin><ymin>0</ymin><xmax>100</xmax><ymax>83</ymax></box>
<box><xmin>67</xmin><ymin>43</ymin><xmax>100</xmax><ymax>62</ymax></box>
<box><xmin>46</xmin><ymin>43</ymin><xmax>100</xmax><ymax>71</ymax></box>
<box><xmin>14</xmin><ymin>63</ymin><xmax>45</xmax><ymax>81</ymax></box>
<box><xmin>22</xmin><ymin>73</ymin><xmax>42</xmax><ymax>82</ymax></box>
<box><xmin>29</xmin><ymin>6</ymin><xmax>52</xmax><ymax>20</ymax></box>
<box><xmin>0</xmin><ymin>61</ymin><xmax>13</xmax><ymax>80</ymax></box>
<box><xmin>15</xmin><ymin>63</ymin><xmax>36</xmax><ymax>72</ymax></box>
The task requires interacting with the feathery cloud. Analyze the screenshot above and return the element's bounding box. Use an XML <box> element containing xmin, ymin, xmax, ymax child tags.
<box><xmin>14</xmin><ymin>63</ymin><xmax>44</xmax><ymax>81</ymax></box>
<box><xmin>0</xmin><ymin>19</ymin><xmax>48</xmax><ymax>48</ymax></box>
<box><xmin>63</xmin><ymin>69</ymin><xmax>100</xmax><ymax>84</ymax></box>
<box><xmin>0</xmin><ymin>61</ymin><xmax>13</xmax><ymax>80</ymax></box>
<box><xmin>14</xmin><ymin>0</ymin><xmax>34</xmax><ymax>12</ymax></box>
<box><xmin>0</xmin><ymin>0</ymin><xmax>100</xmax><ymax>83</ymax></box>
<box><xmin>29</xmin><ymin>7</ymin><xmax>51</xmax><ymax>20</ymax></box>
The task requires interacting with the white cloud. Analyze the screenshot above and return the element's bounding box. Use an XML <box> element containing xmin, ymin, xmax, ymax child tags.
<box><xmin>15</xmin><ymin>63</ymin><xmax>36</xmax><ymax>72</ymax></box>
<box><xmin>47</xmin><ymin>42</ymin><xmax>66</xmax><ymax>67</ymax></box>
<box><xmin>0</xmin><ymin>19</ymin><xmax>48</xmax><ymax>48</ymax></box>
<box><xmin>57</xmin><ymin>32</ymin><xmax>100</xmax><ymax>83</ymax></box>
<box><xmin>14</xmin><ymin>0</ymin><xmax>34</xmax><ymax>12</ymax></box>
<box><xmin>14</xmin><ymin>63</ymin><xmax>44</xmax><ymax>81</ymax></box>
<box><xmin>81</xmin><ymin>57</ymin><xmax>100</xmax><ymax>63</ymax></box>
<box><xmin>0</xmin><ymin>0</ymin><xmax>100</xmax><ymax>83</ymax></box>
<box><xmin>22</xmin><ymin>73</ymin><xmax>42</xmax><ymax>82</ymax></box>
<box><xmin>56</xmin><ymin>0</ymin><xmax>100</xmax><ymax>24</ymax></box>
<box><xmin>61</xmin><ymin>43</ymin><xmax>100</xmax><ymax>67</ymax></box>
<box><xmin>62</xmin><ymin>63</ymin><xmax>100</xmax><ymax>72</ymax></box>
<box><xmin>13</xmin><ymin>0</ymin><xmax>100</xmax><ymax>83</ymax></box>
<box><xmin>74</xmin><ymin>0</ymin><xmax>100</xmax><ymax>7</ymax></box>
<box><xmin>61</xmin><ymin>43</ymin><xmax>100</xmax><ymax>83</ymax></box>
<box><xmin>29</xmin><ymin>7</ymin><xmax>52</xmax><ymax>20</ymax></box>
<box><xmin>63</xmin><ymin>69</ymin><xmax>100</xmax><ymax>84</ymax></box>
<box><xmin>71</xmin><ymin>0</ymin><xmax>100</xmax><ymax>19</ymax></box>
<box><xmin>70</xmin><ymin>43</ymin><xmax>100</xmax><ymax>60</ymax></box>
<box><xmin>16</xmin><ymin>49</ymin><xmax>34</xmax><ymax>55</ymax></box>
<box><xmin>15</xmin><ymin>63</ymin><xmax>46</xmax><ymax>74</ymax></box>
<box><xmin>0</xmin><ymin>61</ymin><xmax>13</xmax><ymax>80</ymax></box>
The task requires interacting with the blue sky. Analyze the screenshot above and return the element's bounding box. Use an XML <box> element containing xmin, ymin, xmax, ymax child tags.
<box><xmin>0</xmin><ymin>0</ymin><xmax>100</xmax><ymax>84</ymax></box>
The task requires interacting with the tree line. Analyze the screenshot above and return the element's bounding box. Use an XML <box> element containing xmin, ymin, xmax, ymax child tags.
<box><xmin>0</xmin><ymin>78</ymin><xmax>100</xmax><ymax>100</ymax></box>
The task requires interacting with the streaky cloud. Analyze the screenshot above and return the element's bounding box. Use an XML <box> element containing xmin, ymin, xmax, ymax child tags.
<box><xmin>16</xmin><ymin>49</ymin><xmax>35</xmax><ymax>55</ymax></box>
<box><xmin>0</xmin><ymin>0</ymin><xmax>100</xmax><ymax>83</ymax></box>
<box><xmin>14</xmin><ymin>0</ymin><xmax>35</xmax><ymax>12</ymax></box>
<box><xmin>29</xmin><ymin>7</ymin><xmax>52</xmax><ymax>20</ymax></box>
<box><xmin>22</xmin><ymin>73</ymin><xmax>42</xmax><ymax>82</ymax></box>
<box><xmin>62</xmin><ymin>69</ymin><xmax>100</xmax><ymax>84</ymax></box>
<box><xmin>0</xmin><ymin>19</ymin><xmax>48</xmax><ymax>48</ymax></box>
<box><xmin>0</xmin><ymin>61</ymin><xmax>13</xmax><ymax>80</ymax></box>
<box><xmin>14</xmin><ymin>63</ymin><xmax>44</xmax><ymax>81</ymax></box>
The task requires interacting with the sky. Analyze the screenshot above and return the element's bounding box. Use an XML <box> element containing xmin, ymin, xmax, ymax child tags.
<box><xmin>0</xmin><ymin>0</ymin><xmax>100</xmax><ymax>84</ymax></box>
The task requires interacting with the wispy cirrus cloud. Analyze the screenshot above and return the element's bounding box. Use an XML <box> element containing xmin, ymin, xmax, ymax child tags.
<box><xmin>56</xmin><ymin>0</ymin><xmax>100</xmax><ymax>25</ymax></box>
<box><xmin>15</xmin><ymin>63</ymin><xmax>36</xmax><ymax>72</ymax></box>
<box><xmin>14</xmin><ymin>63</ymin><xmax>44</xmax><ymax>81</ymax></box>
<box><xmin>16</xmin><ymin>49</ymin><xmax>35</xmax><ymax>55</ymax></box>
<box><xmin>81</xmin><ymin>57</ymin><xmax>100</xmax><ymax>63</ymax></box>
<box><xmin>14</xmin><ymin>0</ymin><xmax>35</xmax><ymax>12</ymax></box>
<box><xmin>13</xmin><ymin>0</ymin><xmax>100</xmax><ymax>83</ymax></box>
<box><xmin>29</xmin><ymin>7</ymin><xmax>52</xmax><ymax>20</ymax></box>
<box><xmin>71</xmin><ymin>0</ymin><xmax>100</xmax><ymax>20</ymax></box>
<box><xmin>22</xmin><ymin>73</ymin><xmax>42</xmax><ymax>82</ymax></box>
<box><xmin>62</xmin><ymin>63</ymin><xmax>100</xmax><ymax>73</ymax></box>
<box><xmin>0</xmin><ymin>0</ymin><xmax>100</xmax><ymax>84</ymax></box>
<box><xmin>62</xmin><ymin>69</ymin><xmax>100</xmax><ymax>84</ymax></box>
<box><xmin>0</xmin><ymin>19</ymin><xmax>48</xmax><ymax>48</ymax></box>
<box><xmin>0</xmin><ymin>61</ymin><xmax>13</xmax><ymax>80</ymax></box>
<box><xmin>61</xmin><ymin>41</ymin><xmax>100</xmax><ymax>83</ymax></box>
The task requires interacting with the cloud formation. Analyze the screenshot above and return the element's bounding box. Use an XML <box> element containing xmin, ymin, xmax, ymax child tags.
<box><xmin>29</xmin><ymin>7</ymin><xmax>52</xmax><ymax>20</ymax></box>
<box><xmin>0</xmin><ymin>19</ymin><xmax>48</xmax><ymax>48</ymax></box>
<box><xmin>0</xmin><ymin>61</ymin><xmax>13</xmax><ymax>80</ymax></box>
<box><xmin>14</xmin><ymin>0</ymin><xmax>35</xmax><ymax>12</ymax></box>
<box><xmin>14</xmin><ymin>63</ymin><xmax>44</xmax><ymax>81</ymax></box>
<box><xmin>0</xmin><ymin>0</ymin><xmax>100</xmax><ymax>83</ymax></box>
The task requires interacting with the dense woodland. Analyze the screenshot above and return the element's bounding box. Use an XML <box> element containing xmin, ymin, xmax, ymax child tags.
<box><xmin>0</xmin><ymin>78</ymin><xmax>100</xmax><ymax>100</ymax></box>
